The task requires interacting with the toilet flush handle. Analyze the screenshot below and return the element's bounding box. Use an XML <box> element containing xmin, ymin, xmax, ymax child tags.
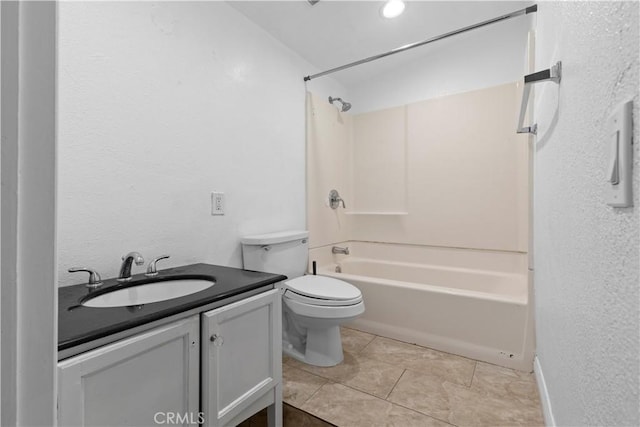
<box><xmin>262</xmin><ymin>245</ymin><xmax>271</xmax><ymax>251</ymax></box>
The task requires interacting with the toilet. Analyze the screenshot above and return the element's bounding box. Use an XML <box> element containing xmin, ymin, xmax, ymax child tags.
<box><xmin>241</xmin><ymin>230</ymin><xmax>365</xmax><ymax>367</ymax></box>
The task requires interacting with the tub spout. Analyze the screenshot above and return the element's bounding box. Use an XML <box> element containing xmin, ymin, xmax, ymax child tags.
<box><xmin>332</xmin><ymin>246</ymin><xmax>349</xmax><ymax>255</ymax></box>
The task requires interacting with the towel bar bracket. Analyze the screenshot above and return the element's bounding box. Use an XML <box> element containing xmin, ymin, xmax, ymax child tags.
<box><xmin>517</xmin><ymin>61</ymin><xmax>562</xmax><ymax>135</ymax></box>
<box><xmin>525</xmin><ymin>61</ymin><xmax>562</xmax><ymax>84</ymax></box>
<box><xmin>517</xmin><ymin>124</ymin><xmax>538</xmax><ymax>135</ymax></box>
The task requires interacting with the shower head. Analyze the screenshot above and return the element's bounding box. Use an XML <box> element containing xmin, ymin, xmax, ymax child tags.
<box><xmin>328</xmin><ymin>96</ymin><xmax>352</xmax><ymax>112</ymax></box>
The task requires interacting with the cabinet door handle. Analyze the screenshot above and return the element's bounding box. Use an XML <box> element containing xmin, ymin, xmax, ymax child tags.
<box><xmin>210</xmin><ymin>334</ymin><xmax>224</xmax><ymax>346</ymax></box>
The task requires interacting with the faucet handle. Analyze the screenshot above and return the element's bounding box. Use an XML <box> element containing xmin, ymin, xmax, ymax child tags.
<box><xmin>146</xmin><ymin>255</ymin><xmax>170</xmax><ymax>277</ymax></box>
<box><xmin>68</xmin><ymin>267</ymin><xmax>103</xmax><ymax>288</ymax></box>
<box><xmin>329</xmin><ymin>189</ymin><xmax>347</xmax><ymax>210</ymax></box>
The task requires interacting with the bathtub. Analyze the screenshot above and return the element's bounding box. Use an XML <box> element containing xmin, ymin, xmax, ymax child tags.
<box><xmin>309</xmin><ymin>242</ymin><xmax>534</xmax><ymax>371</ymax></box>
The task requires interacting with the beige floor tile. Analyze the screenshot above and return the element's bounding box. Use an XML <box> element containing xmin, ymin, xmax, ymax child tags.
<box><xmin>360</xmin><ymin>336</ymin><xmax>476</xmax><ymax>386</ymax></box>
<box><xmin>388</xmin><ymin>369</ymin><xmax>544</xmax><ymax>427</ymax></box>
<box><xmin>340</xmin><ymin>327</ymin><xmax>376</xmax><ymax>354</ymax></box>
<box><xmin>283</xmin><ymin>364</ymin><xmax>328</xmax><ymax>406</ymax></box>
<box><xmin>470</xmin><ymin>362</ymin><xmax>540</xmax><ymax>404</ymax></box>
<box><xmin>302</xmin><ymin>382</ymin><xmax>452</xmax><ymax>427</ymax></box>
<box><xmin>447</xmin><ymin>383</ymin><xmax>544</xmax><ymax>427</ymax></box>
<box><xmin>387</xmin><ymin>369</ymin><xmax>457</xmax><ymax>422</ymax></box>
<box><xmin>288</xmin><ymin>351</ymin><xmax>404</xmax><ymax>399</ymax></box>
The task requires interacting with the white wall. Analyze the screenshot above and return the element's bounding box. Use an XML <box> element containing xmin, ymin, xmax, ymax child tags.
<box><xmin>533</xmin><ymin>2</ymin><xmax>639</xmax><ymax>425</ymax></box>
<box><xmin>2</xmin><ymin>2</ymin><xmax>57</xmax><ymax>425</ymax></box>
<box><xmin>1</xmin><ymin>3</ymin><xmax>19</xmax><ymax>422</ymax></box>
<box><xmin>348</xmin><ymin>14</ymin><xmax>533</xmax><ymax>114</ymax></box>
<box><xmin>17</xmin><ymin>4</ymin><xmax>57</xmax><ymax>423</ymax></box>
<box><xmin>57</xmin><ymin>1</ymin><xmax>344</xmax><ymax>286</ymax></box>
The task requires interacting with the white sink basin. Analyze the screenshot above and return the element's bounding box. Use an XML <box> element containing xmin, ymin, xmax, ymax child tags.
<box><xmin>82</xmin><ymin>279</ymin><xmax>215</xmax><ymax>308</ymax></box>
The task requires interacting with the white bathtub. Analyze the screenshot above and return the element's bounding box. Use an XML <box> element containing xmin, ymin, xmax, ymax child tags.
<box><xmin>310</xmin><ymin>242</ymin><xmax>534</xmax><ymax>371</ymax></box>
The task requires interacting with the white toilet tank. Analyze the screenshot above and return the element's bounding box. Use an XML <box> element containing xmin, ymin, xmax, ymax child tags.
<box><xmin>240</xmin><ymin>230</ymin><xmax>309</xmax><ymax>280</ymax></box>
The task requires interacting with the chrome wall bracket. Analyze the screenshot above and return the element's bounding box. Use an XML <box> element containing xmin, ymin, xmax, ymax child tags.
<box><xmin>517</xmin><ymin>61</ymin><xmax>562</xmax><ymax>135</ymax></box>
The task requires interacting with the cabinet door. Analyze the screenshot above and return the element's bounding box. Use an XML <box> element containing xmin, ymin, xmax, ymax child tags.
<box><xmin>201</xmin><ymin>289</ymin><xmax>282</xmax><ymax>427</ymax></box>
<box><xmin>58</xmin><ymin>315</ymin><xmax>200</xmax><ymax>427</ymax></box>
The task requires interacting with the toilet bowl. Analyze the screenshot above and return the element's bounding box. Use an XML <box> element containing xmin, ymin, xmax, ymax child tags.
<box><xmin>240</xmin><ymin>230</ymin><xmax>365</xmax><ymax>367</ymax></box>
<box><xmin>281</xmin><ymin>275</ymin><xmax>364</xmax><ymax>366</ymax></box>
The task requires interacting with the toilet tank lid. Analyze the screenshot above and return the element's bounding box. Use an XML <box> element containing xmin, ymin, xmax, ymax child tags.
<box><xmin>240</xmin><ymin>230</ymin><xmax>309</xmax><ymax>245</ymax></box>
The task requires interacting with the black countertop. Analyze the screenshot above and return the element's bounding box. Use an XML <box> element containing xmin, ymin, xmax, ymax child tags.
<box><xmin>59</xmin><ymin>263</ymin><xmax>286</xmax><ymax>352</ymax></box>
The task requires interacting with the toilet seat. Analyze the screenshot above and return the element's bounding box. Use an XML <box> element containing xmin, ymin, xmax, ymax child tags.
<box><xmin>284</xmin><ymin>275</ymin><xmax>362</xmax><ymax>307</ymax></box>
<box><xmin>284</xmin><ymin>290</ymin><xmax>363</xmax><ymax>307</ymax></box>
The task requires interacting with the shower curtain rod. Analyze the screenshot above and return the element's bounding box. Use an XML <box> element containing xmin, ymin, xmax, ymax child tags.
<box><xmin>303</xmin><ymin>4</ymin><xmax>537</xmax><ymax>82</ymax></box>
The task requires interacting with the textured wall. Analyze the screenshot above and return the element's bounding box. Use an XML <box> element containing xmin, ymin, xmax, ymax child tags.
<box><xmin>57</xmin><ymin>2</ymin><xmax>344</xmax><ymax>285</ymax></box>
<box><xmin>534</xmin><ymin>2</ymin><xmax>639</xmax><ymax>425</ymax></box>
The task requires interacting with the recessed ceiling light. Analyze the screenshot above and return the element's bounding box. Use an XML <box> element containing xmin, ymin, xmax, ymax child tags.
<box><xmin>381</xmin><ymin>0</ymin><xmax>405</xmax><ymax>19</ymax></box>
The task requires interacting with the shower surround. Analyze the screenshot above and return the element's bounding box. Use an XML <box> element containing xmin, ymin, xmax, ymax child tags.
<box><xmin>306</xmin><ymin>82</ymin><xmax>533</xmax><ymax>370</ymax></box>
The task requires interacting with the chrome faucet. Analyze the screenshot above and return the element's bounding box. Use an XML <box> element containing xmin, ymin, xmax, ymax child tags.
<box><xmin>332</xmin><ymin>246</ymin><xmax>349</xmax><ymax>255</ymax></box>
<box><xmin>118</xmin><ymin>252</ymin><xmax>145</xmax><ymax>282</ymax></box>
<box><xmin>146</xmin><ymin>255</ymin><xmax>170</xmax><ymax>277</ymax></box>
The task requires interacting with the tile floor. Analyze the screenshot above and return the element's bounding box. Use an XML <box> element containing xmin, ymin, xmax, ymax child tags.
<box><xmin>282</xmin><ymin>327</ymin><xmax>544</xmax><ymax>427</ymax></box>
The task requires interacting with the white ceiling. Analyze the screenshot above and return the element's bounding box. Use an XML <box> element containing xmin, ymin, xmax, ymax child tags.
<box><xmin>228</xmin><ymin>1</ymin><xmax>534</xmax><ymax>86</ymax></box>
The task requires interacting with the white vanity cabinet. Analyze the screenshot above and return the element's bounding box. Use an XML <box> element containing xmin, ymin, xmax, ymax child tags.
<box><xmin>57</xmin><ymin>315</ymin><xmax>200</xmax><ymax>427</ymax></box>
<box><xmin>201</xmin><ymin>289</ymin><xmax>282</xmax><ymax>427</ymax></box>
<box><xmin>57</xmin><ymin>288</ymin><xmax>283</xmax><ymax>427</ymax></box>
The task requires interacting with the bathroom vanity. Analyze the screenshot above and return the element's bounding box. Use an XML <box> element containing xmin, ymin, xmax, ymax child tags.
<box><xmin>57</xmin><ymin>263</ymin><xmax>285</xmax><ymax>427</ymax></box>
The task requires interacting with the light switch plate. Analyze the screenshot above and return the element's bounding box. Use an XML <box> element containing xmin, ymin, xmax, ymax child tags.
<box><xmin>211</xmin><ymin>192</ymin><xmax>224</xmax><ymax>215</ymax></box>
<box><xmin>606</xmin><ymin>100</ymin><xmax>633</xmax><ymax>208</ymax></box>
